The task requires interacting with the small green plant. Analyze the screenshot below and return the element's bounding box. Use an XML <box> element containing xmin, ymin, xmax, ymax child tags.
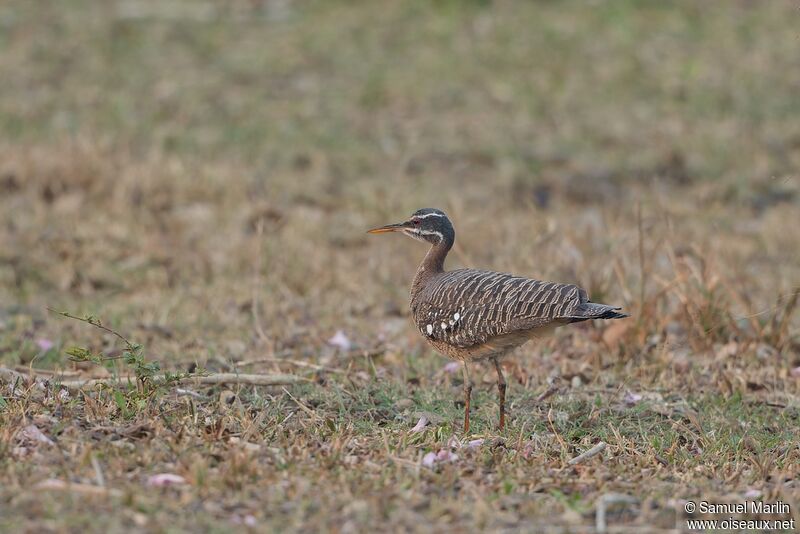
<box><xmin>49</xmin><ymin>309</ymin><xmax>203</xmax><ymax>416</ymax></box>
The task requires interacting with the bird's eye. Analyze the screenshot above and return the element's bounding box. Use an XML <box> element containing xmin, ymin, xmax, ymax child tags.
<box><xmin>412</xmin><ymin>219</ymin><xmax>421</xmax><ymax>225</ymax></box>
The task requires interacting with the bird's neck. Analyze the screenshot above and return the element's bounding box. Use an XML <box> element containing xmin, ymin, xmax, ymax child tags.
<box><xmin>411</xmin><ymin>237</ymin><xmax>452</xmax><ymax>299</ymax></box>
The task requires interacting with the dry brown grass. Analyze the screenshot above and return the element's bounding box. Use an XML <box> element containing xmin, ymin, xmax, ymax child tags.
<box><xmin>1</xmin><ymin>1</ymin><xmax>799</xmax><ymax>532</ymax></box>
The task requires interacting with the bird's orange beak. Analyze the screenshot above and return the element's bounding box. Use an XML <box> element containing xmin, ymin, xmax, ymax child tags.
<box><xmin>367</xmin><ymin>222</ymin><xmax>406</xmax><ymax>234</ymax></box>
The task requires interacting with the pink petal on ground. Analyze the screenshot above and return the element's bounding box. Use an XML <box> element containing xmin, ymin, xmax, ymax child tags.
<box><xmin>146</xmin><ymin>473</ymin><xmax>187</xmax><ymax>487</ymax></box>
<box><xmin>410</xmin><ymin>416</ymin><xmax>429</xmax><ymax>433</ymax></box>
<box><xmin>522</xmin><ymin>442</ymin><xmax>534</xmax><ymax>460</ymax></box>
<box><xmin>327</xmin><ymin>330</ymin><xmax>352</xmax><ymax>351</ymax></box>
<box><xmin>790</xmin><ymin>366</ymin><xmax>800</xmax><ymax>378</ymax></box>
<box><xmin>36</xmin><ymin>338</ymin><xmax>54</xmax><ymax>351</ymax></box>
<box><xmin>744</xmin><ymin>489</ymin><xmax>762</xmax><ymax>499</ymax></box>
<box><xmin>443</xmin><ymin>362</ymin><xmax>461</xmax><ymax>374</ymax></box>
<box><xmin>466</xmin><ymin>439</ymin><xmax>484</xmax><ymax>449</ymax></box>
<box><xmin>623</xmin><ymin>390</ymin><xmax>643</xmax><ymax>405</ymax></box>
<box><xmin>436</xmin><ymin>449</ymin><xmax>458</xmax><ymax>463</ymax></box>
<box><xmin>231</xmin><ymin>514</ymin><xmax>258</xmax><ymax>526</ymax></box>
<box><xmin>22</xmin><ymin>425</ymin><xmax>54</xmax><ymax>445</ymax></box>
<box><xmin>422</xmin><ymin>449</ymin><xmax>459</xmax><ymax>468</ymax></box>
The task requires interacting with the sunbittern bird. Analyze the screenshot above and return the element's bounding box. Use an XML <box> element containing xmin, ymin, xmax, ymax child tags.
<box><xmin>368</xmin><ymin>208</ymin><xmax>628</xmax><ymax>433</ymax></box>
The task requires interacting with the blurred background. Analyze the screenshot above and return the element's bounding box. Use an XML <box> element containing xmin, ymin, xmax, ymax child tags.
<box><xmin>1</xmin><ymin>0</ymin><xmax>797</xmax><ymax>357</ymax></box>
<box><xmin>1</xmin><ymin>0</ymin><xmax>798</xmax><ymax>530</ymax></box>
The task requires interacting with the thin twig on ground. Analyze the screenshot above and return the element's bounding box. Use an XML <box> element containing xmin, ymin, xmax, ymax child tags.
<box><xmin>236</xmin><ymin>357</ymin><xmax>343</xmax><ymax>374</ymax></box>
<box><xmin>568</xmin><ymin>441</ymin><xmax>607</xmax><ymax>466</ymax></box>
<box><xmin>547</xmin><ymin>408</ymin><xmax>568</xmax><ymax>454</ymax></box>
<box><xmin>536</xmin><ymin>383</ymin><xmax>561</xmax><ymax>402</ymax></box>
<box><xmin>282</xmin><ymin>387</ymin><xmax>322</xmax><ymax>422</ymax></box>
<box><xmin>14</xmin><ymin>366</ymin><xmax>82</xmax><ymax>377</ymax></box>
<box><xmin>0</xmin><ymin>367</ymin><xmax>307</xmax><ymax>390</ymax></box>
<box><xmin>47</xmin><ymin>308</ymin><xmax>134</xmax><ymax>348</ymax></box>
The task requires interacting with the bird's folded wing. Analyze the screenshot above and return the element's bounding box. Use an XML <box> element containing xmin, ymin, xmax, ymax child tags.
<box><xmin>412</xmin><ymin>269</ymin><xmax>586</xmax><ymax>348</ymax></box>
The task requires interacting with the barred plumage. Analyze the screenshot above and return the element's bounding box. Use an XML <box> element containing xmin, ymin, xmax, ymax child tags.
<box><xmin>412</xmin><ymin>269</ymin><xmax>627</xmax><ymax>351</ymax></box>
<box><xmin>413</xmin><ymin>271</ymin><xmax>582</xmax><ymax>349</ymax></box>
<box><xmin>369</xmin><ymin>208</ymin><xmax>629</xmax><ymax>432</ymax></box>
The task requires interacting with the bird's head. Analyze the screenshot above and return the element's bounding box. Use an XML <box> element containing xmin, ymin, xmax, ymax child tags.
<box><xmin>367</xmin><ymin>208</ymin><xmax>455</xmax><ymax>246</ymax></box>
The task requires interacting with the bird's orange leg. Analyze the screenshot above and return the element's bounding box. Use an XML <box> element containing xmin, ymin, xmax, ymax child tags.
<box><xmin>493</xmin><ymin>358</ymin><xmax>506</xmax><ymax>430</ymax></box>
<box><xmin>461</xmin><ymin>361</ymin><xmax>473</xmax><ymax>434</ymax></box>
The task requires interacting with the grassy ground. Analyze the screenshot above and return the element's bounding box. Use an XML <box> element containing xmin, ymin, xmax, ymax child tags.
<box><xmin>1</xmin><ymin>0</ymin><xmax>799</xmax><ymax>531</ymax></box>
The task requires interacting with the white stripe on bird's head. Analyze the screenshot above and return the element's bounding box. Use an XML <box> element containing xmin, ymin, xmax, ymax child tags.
<box><xmin>402</xmin><ymin>228</ymin><xmax>443</xmax><ymax>243</ymax></box>
<box><xmin>413</xmin><ymin>212</ymin><xmax>445</xmax><ymax>219</ymax></box>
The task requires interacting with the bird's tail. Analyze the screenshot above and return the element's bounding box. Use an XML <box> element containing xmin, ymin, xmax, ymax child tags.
<box><xmin>568</xmin><ymin>302</ymin><xmax>629</xmax><ymax>323</ymax></box>
<box><xmin>595</xmin><ymin>307</ymin><xmax>629</xmax><ymax>320</ymax></box>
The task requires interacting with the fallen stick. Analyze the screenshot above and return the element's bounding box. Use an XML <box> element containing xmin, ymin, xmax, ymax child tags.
<box><xmin>236</xmin><ymin>357</ymin><xmax>344</xmax><ymax>374</ymax></box>
<box><xmin>0</xmin><ymin>367</ymin><xmax>307</xmax><ymax>391</ymax></box>
<box><xmin>567</xmin><ymin>441</ymin><xmax>607</xmax><ymax>466</ymax></box>
<box><xmin>536</xmin><ymin>383</ymin><xmax>561</xmax><ymax>402</ymax></box>
<box><xmin>179</xmin><ymin>373</ymin><xmax>307</xmax><ymax>386</ymax></box>
<box><xmin>14</xmin><ymin>365</ymin><xmax>82</xmax><ymax>377</ymax></box>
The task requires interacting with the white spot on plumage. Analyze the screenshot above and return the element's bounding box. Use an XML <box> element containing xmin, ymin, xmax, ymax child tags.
<box><xmin>441</xmin><ymin>322</ymin><xmax>447</xmax><ymax>330</ymax></box>
<box><xmin>426</xmin><ymin>324</ymin><xmax>433</xmax><ymax>335</ymax></box>
<box><xmin>453</xmin><ymin>312</ymin><xmax>460</xmax><ymax>321</ymax></box>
